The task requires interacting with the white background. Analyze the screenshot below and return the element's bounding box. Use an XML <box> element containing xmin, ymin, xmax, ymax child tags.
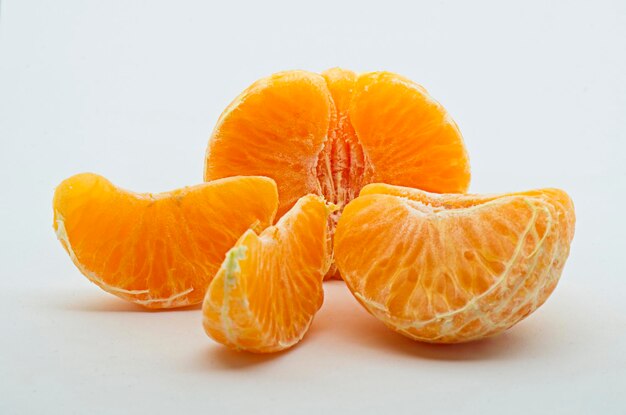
<box><xmin>1</xmin><ymin>0</ymin><xmax>625</xmax><ymax>413</ymax></box>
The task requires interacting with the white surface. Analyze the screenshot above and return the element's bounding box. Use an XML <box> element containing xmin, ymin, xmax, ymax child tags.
<box><xmin>1</xmin><ymin>0</ymin><xmax>625</xmax><ymax>413</ymax></box>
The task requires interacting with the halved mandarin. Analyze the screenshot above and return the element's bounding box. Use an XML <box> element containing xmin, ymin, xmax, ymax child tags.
<box><xmin>334</xmin><ymin>183</ymin><xmax>575</xmax><ymax>343</ymax></box>
<box><xmin>202</xmin><ymin>195</ymin><xmax>332</xmax><ymax>353</ymax></box>
<box><xmin>204</xmin><ymin>68</ymin><xmax>470</xmax><ymax>277</ymax></box>
<box><xmin>53</xmin><ymin>173</ymin><xmax>278</xmax><ymax>309</ymax></box>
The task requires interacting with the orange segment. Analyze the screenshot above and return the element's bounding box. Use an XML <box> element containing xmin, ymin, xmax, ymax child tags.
<box><xmin>350</xmin><ymin>72</ymin><xmax>470</xmax><ymax>194</ymax></box>
<box><xmin>53</xmin><ymin>173</ymin><xmax>278</xmax><ymax>309</ymax></box>
<box><xmin>202</xmin><ymin>195</ymin><xmax>332</xmax><ymax>353</ymax></box>
<box><xmin>334</xmin><ymin>183</ymin><xmax>575</xmax><ymax>343</ymax></box>
<box><xmin>205</xmin><ymin>71</ymin><xmax>333</xmax><ymax>218</ymax></box>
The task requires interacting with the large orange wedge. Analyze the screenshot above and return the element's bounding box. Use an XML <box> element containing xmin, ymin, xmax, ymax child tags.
<box><xmin>205</xmin><ymin>69</ymin><xmax>469</xmax><ymax>240</ymax></box>
<box><xmin>334</xmin><ymin>183</ymin><xmax>575</xmax><ymax>343</ymax></box>
<box><xmin>202</xmin><ymin>195</ymin><xmax>332</xmax><ymax>353</ymax></box>
<box><xmin>53</xmin><ymin>173</ymin><xmax>278</xmax><ymax>309</ymax></box>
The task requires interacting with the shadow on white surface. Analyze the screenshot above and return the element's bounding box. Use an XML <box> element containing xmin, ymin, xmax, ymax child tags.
<box><xmin>196</xmin><ymin>344</ymin><xmax>290</xmax><ymax>370</ymax></box>
<box><xmin>40</xmin><ymin>279</ymin><xmax>577</xmax><ymax>370</ymax></box>
<box><xmin>49</xmin><ymin>288</ymin><xmax>202</xmax><ymax>313</ymax></box>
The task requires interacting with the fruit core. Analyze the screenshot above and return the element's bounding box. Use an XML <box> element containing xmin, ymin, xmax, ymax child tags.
<box><xmin>315</xmin><ymin>110</ymin><xmax>373</xmax><ymax>220</ymax></box>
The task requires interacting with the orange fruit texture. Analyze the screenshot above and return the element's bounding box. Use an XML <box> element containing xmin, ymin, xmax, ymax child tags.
<box><xmin>204</xmin><ymin>68</ymin><xmax>471</xmax><ymax>277</ymax></box>
<box><xmin>53</xmin><ymin>173</ymin><xmax>278</xmax><ymax>309</ymax></box>
<box><xmin>334</xmin><ymin>183</ymin><xmax>575</xmax><ymax>343</ymax></box>
<box><xmin>202</xmin><ymin>195</ymin><xmax>332</xmax><ymax>353</ymax></box>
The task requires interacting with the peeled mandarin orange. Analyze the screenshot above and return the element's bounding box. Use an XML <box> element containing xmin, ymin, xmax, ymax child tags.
<box><xmin>204</xmin><ymin>68</ymin><xmax>470</xmax><ymax>279</ymax></box>
<box><xmin>53</xmin><ymin>173</ymin><xmax>278</xmax><ymax>309</ymax></box>
<box><xmin>202</xmin><ymin>195</ymin><xmax>332</xmax><ymax>353</ymax></box>
<box><xmin>334</xmin><ymin>183</ymin><xmax>575</xmax><ymax>343</ymax></box>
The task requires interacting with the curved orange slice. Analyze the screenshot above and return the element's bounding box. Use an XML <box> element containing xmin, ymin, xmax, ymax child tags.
<box><xmin>334</xmin><ymin>183</ymin><xmax>575</xmax><ymax>343</ymax></box>
<box><xmin>204</xmin><ymin>68</ymin><xmax>470</xmax><ymax>219</ymax></box>
<box><xmin>205</xmin><ymin>71</ymin><xmax>333</xmax><ymax>218</ymax></box>
<box><xmin>53</xmin><ymin>173</ymin><xmax>278</xmax><ymax>309</ymax></box>
<box><xmin>202</xmin><ymin>195</ymin><xmax>332</xmax><ymax>353</ymax></box>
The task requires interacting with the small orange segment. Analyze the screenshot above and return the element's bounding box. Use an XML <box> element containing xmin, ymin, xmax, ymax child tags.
<box><xmin>53</xmin><ymin>173</ymin><xmax>278</xmax><ymax>308</ymax></box>
<box><xmin>334</xmin><ymin>183</ymin><xmax>575</xmax><ymax>343</ymax></box>
<box><xmin>202</xmin><ymin>195</ymin><xmax>332</xmax><ymax>353</ymax></box>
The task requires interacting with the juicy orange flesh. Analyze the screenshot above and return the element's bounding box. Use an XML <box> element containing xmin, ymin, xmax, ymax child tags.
<box><xmin>348</xmin><ymin>72</ymin><xmax>469</xmax><ymax>195</ymax></box>
<box><xmin>205</xmin><ymin>71</ymin><xmax>333</xmax><ymax>218</ymax></box>
<box><xmin>53</xmin><ymin>173</ymin><xmax>278</xmax><ymax>308</ymax></box>
<box><xmin>203</xmin><ymin>195</ymin><xmax>331</xmax><ymax>353</ymax></box>
<box><xmin>205</xmin><ymin>68</ymin><xmax>470</xmax><ymax>219</ymax></box>
<box><xmin>334</xmin><ymin>183</ymin><xmax>575</xmax><ymax>343</ymax></box>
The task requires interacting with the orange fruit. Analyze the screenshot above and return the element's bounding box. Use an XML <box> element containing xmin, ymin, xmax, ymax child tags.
<box><xmin>202</xmin><ymin>195</ymin><xmax>332</xmax><ymax>353</ymax></box>
<box><xmin>53</xmin><ymin>173</ymin><xmax>278</xmax><ymax>309</ymax></box>
<box><xmin>334</xmin><ymin>183</ymin><xmax>575</xmax><ymax>343</ymax></box>
<box><xmin>204</xmin><ymin>68</ymin><xmax>470</xmax><ymax>277</ymax></box>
